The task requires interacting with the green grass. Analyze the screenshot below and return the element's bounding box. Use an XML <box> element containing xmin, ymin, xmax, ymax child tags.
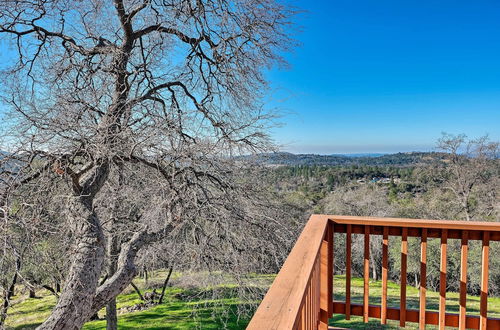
<box><xmin>4</xmin><ymin>270</ymin><xmax>264</xmax><ymax>330</ymax></box>
<box><xmin>333</xmin><ymin>275</ymin><xmax>500</xmax><ymax>317</ymax></box>
<box><xmin>330</xmin><ymin>275</ymin><xmax>500</xmax><ymax>329</ymax></box>
<box><xmin>3</xmin><ymin>273</ymin><xmax>499</xmax><ymax>329</ymax></box>
<box><xmin>82</xmin><ymin>295</ymin><xmax>250</xmax><ymax>330</ymax></box>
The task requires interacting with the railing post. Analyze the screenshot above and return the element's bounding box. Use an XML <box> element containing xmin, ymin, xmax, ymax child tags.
<box><xmin>480</xmin><ymin>231</ymin><xmax>490</xmax><ymax>330</ymax></box>
<box><xmin>346</xmin><ymin>224</ymin><xmax>352</xmax><ymax>320</ymax></box>
<box><xmin>319</xmin><ymin>221</ymin><xmax>333</xmax><ymax>330</ymax></box>
<box><xmin>419</xmin><ymin>228</ymin><xmax>427</xmax><ymax>329</ymax></box>
<box><xmin>381</xmin><ymin>226</ymin><xmax>388</xmax><ymax>324</ymax></box>
<box><xmin>459</xmin><ymin>230</ymin><xmax>468</xmax><ymax>330</ymax></box>
<box><xmin>400</xmin><ymin>227</ymin><xmax>408</xmax><ymax>327</ymax></box>
<box><xmin>363</xmin><ymin>225</ymin><xmax>370</xmax><ymax>323</ymax></box>
<box><xmin>439</xmin><ymin>229</ymin><xmax>448</xmax><ymax>330</ymax></box>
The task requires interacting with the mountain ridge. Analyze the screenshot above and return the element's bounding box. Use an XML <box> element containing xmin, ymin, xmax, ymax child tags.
<box><xmin>245</xmin><ymin>151</ymin><xmax>446</xmax><ymax>167</ymax></box>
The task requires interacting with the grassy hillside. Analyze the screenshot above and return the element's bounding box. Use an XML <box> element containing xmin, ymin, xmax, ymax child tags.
<box><xmin>4</xmin><ymin>273</ymin><xmax>499</xmax><ymax>329</ymax></box>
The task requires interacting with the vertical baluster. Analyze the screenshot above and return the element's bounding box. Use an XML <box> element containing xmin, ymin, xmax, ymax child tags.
<box><xmin>301</xmin><ymin>303</ymin><xmax>305</xmax><ymax>330</ymax></box>
<box><xmin>346</xmin><ymin>224</ymin><xmax>352</xmax><ymax>320</ymax></box>
<box><xmin>480</xmin><ymin>231</ymin><xmax>490</xmax><ymax>330</ymax></box>
<box><xmin>310</xmin><ymin>269</ymin><xmax>314</xmax><ymax>330</ymax></box>
<box><xmin>318</xmin><ymin>257</ymin><xmax>321</xmax><ymax>322</ymax></box>
<box><xmin>314</xmin><ymin>262</ymin><xmax>318</xmax><ymax>326</ymax></box>
<box><xmin>319</xmin><ymin>222</ymin><xmax>332</xmax><ymax>330</ymax></box>
<box><xmin>439</xmin><ymin>229</ymin><xmax>448</xmax><ymax>330</ymax></box>
<box><xmin>311</xmin><ymin>263</ymin><xmax>318</xmax><ymax>329</ymax></box>
<box><xmin>313</xmin><ymin>266</ymin><xmax>316</xmax><ymax>329</ymax></box>
<box><xmin>400</xmin><ymin>227</ymin><xmax>408</xmax><ymax>327</ymax></box>
<box><xmin>305</xmin><ymin>285</ymin><xmax>309</xmax><ymax>330</ymax></box>
<box><xmin>309</xmin><ymin>282</ymin><xmax>314</xmax><ymax>329</ymax></box>
<box><xmin>311</xmin><ymin>276</ymin><xmax>314</xmax><ymax>330</ymax></box>
<box><xmin>317</xmin><ymin>258</ymin><xmax>320</xmax><ymax>325</ymax></box>
<box><xmin>330</xmin><ymin>223</ymin><xmax>334</xmax><ymax>314</ymax></box>
<box><xmin>312</xmin><ymin>264</ymin><xmax>316</xmax><ymax>328</ymax></box>
<box><xmin>459</xmin><ymin>231</ymin><xmax>468</xmax><ymax>330</ymax></box>
<box><xmin>308</xmin><ymin>283</ymin><xmax>312</xmax><ymax>330</ymax></box>
<box><xmin>419</xmin><ymin>228</ymin><xmax>427</xmax><ymax>329</ymax></box>
<box><xmin>309</xmin><ymin>282</ymin><xmax>312</xmax><ymax>330</ymax></box>
<box><xmin>363</xmin><ymin>225</ymin><xmax>370</xmax><ymax>323</ymax></box>
<box><xmin>319</xmin><ymin>258</ymin><xmax>322</xmax><ymax>323</ymax></box>
<box><xmin>303</xmin><ymin>289</ymin><xmax>306</xmax><ymax>330</ymax></box>
<box><xmin>318</xmin><ymin>261</ymin><xmax>320</xmax><ymax>323</ymax></box>
<box><xmin>381</xmin><ymin>226</ymin><xmax>388</xmax><ymax>324</ymax></box>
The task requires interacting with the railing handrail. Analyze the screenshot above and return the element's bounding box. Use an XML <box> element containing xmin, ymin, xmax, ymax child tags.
<box><xmin>248</xmin><ymin>215</ymin><xmax>500</xmax><ymax>330</ymax></box>
<box><xmin>329</xmin><ymin>215</ymin><xmax>500</xmax><ymax>232</ymax></box>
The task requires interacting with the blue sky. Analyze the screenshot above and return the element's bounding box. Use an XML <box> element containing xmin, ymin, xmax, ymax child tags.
<box><xmin>1</xmin><ymin>1</ymin><xmax>499</xmax><ymax>154</ymax></box>
<box><xmin>267</xmin><ymin>0</ymin><xmax>500</xmax><ymax>154</ymax></box>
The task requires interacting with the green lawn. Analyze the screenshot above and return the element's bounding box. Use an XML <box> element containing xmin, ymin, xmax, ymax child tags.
<box><xmin>4</xmin><ymin>271</ymin><xmax>264</xmax><ymax>330</ymax></box>
<box><xmin>330</xmin><ymin>275</ymin><xmax>500</xmax><ymax>329</ymax></box>
<box><xmin>3</xmin><ymin>273</ymin><xmax>499</xmax><ymax>329</ymax></box>
<box><xmin>333</xmin><ymin>275</ymin><xmax>500</xmax><ymax>317</ymax></box>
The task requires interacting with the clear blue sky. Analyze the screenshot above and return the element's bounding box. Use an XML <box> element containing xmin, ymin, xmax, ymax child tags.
<box><xmin>267</xmin><ymin>0</ymin><xmax>500</xmax><ymax>154</ymax></box>
<box><xmin>1</xmin><ymin>1</ymin><xmax>499</xmax><ymax>154</ymax></box>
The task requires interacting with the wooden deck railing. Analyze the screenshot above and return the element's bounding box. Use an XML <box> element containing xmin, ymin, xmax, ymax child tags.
<box><xmin>247</xmin><ymin>215</ymin><xmax>500</xmax><ymax>330</ymax></box>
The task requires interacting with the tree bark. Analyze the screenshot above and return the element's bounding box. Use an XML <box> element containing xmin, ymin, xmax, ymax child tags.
<box><xmin>106</xmin><ymin>235</ymin><xmax>119</xmax><ymax>330</ymax></box>
<box><xmin>90</xmin><ymin>227</ymin><xmax>172</xmax><ymax>316</ymax></box>
<box><xmin>105</xmin><ymin>300</ymin><xmax>117</xmax><ymax>330</ymax></box>
<box><xmin>38</xmin><ymin>198</ymin><xmax>106</xmax><ymax>330</ymax></box>
<box><xmin>130</xmin><ymin>281</ymin><xmax>144</xmax><ymax>301</ymax></box>
<box><xmin>369</xmin><ymin>244</ymin><xmax>378</xmax><ymax>280</ymax></box>
<box><xmin>0</xmin><ymin>256</ymin><xmax>20</xmax><ymax>328</ymax></box>
<box><xmin>90</xmin><ymin>230</ymin><xmax>152</xmax><ymax>314</ymax></box>
<box><xmin>158</xmin><ymin>266</ymin><xmax>173</xmax><ymax>304</ymax></box>
<box><xmin>29</xmin><ymin>287</ymin><xmax>37</xmax><ymax>298</ymax></box>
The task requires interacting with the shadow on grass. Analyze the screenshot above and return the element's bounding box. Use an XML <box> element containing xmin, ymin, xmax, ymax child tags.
<box><xmin>329</xmin><ymin>314</ymin><xmax>437</xmax><ymax>329</ymax></box>
<box><xmin>329</xmin><ymin>314</ymin><xmax>400</xmax><ymax>329</ymax></box>
<box><xmin>83</xmin><ymin>295</ymin><xmax>252</xmax><ymax>330</ymax></box>
<box><xmin>11</xmin><ymin>321</ymin><xmax>41</xmax><ymax>330</ymax></box>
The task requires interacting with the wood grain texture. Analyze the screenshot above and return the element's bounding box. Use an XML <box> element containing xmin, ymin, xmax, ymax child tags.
<box><xmin>400</xmin><ymin>227</ymin><xmax>408</xmax><ymax>327</ymax></box>
<box><xmin>480</xmin><ymin>231</ymin><xmax>490</xmax><ymax>330</ymax></box>
<box><xmin>345</xmin><ymin>224</ymin><xmax>352</xmax><ymax>320</ymax></box>
<box><xmin>459</xmin><ymin>230</ymin><xmax>468</xmax><ymax>330</ymax></box>
<box><xmin>363</xmin><ymin>225</ymin><xmax>370</xmax><ymax>323</ymax></box>
<box><xmin>381</xmin><ymin>226</ymin><xmax>388</xmax><ymax>325</ymax></box>
<box><xmin>439</xmin><ymin>229</ymin><xmax>448</xmax><ymax>330</ymax></box>
<box><xmin>420</xmin><ymin>228</ymin><xmax>427</xmax><ymax>329</ymax></box>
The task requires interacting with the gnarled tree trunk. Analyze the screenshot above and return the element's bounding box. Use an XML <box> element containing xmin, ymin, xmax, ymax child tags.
<box><xmin>39</xmin><ymin>198</ymin><xmax>106</xmax><ymax>330</ymax></box>
<box><xmin>105</xmin><ymin>235</ymin><xmax>119</xmax><ymax>330</ymax></box>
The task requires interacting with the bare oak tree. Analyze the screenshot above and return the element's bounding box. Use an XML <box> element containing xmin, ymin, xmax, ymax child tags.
<box><xmin>437</xmin><ymin>133</ymin><xmax>499</xmax><ymax>221</ymax></box>
<box><xmin>0</xmin><ymin>1</ymin><xmax>296</xmax><ymax>329</ymax></box>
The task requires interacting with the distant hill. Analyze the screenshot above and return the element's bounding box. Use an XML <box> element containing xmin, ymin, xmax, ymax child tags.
<box><xmin>244</xmin><ymin>152</ymin><xmax>446</xmax><ymax>167</ymax></box>
<box><xmin>333</xmin><ymin>153</ymin><xmax>387</xmax><ymax>158</ymax></box>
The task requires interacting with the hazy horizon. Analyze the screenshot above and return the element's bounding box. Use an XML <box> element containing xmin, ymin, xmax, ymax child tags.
<box><xmin>278</xmin><ymin>144</ymin><xmax>435</xmax><ymax>155</ymax></box>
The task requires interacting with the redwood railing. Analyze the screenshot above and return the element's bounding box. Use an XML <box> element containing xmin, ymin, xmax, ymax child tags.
<box><xmin>247</xmin><ymin>215</ymin><xmax>500</xmax><ymax>330</ymax></box>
